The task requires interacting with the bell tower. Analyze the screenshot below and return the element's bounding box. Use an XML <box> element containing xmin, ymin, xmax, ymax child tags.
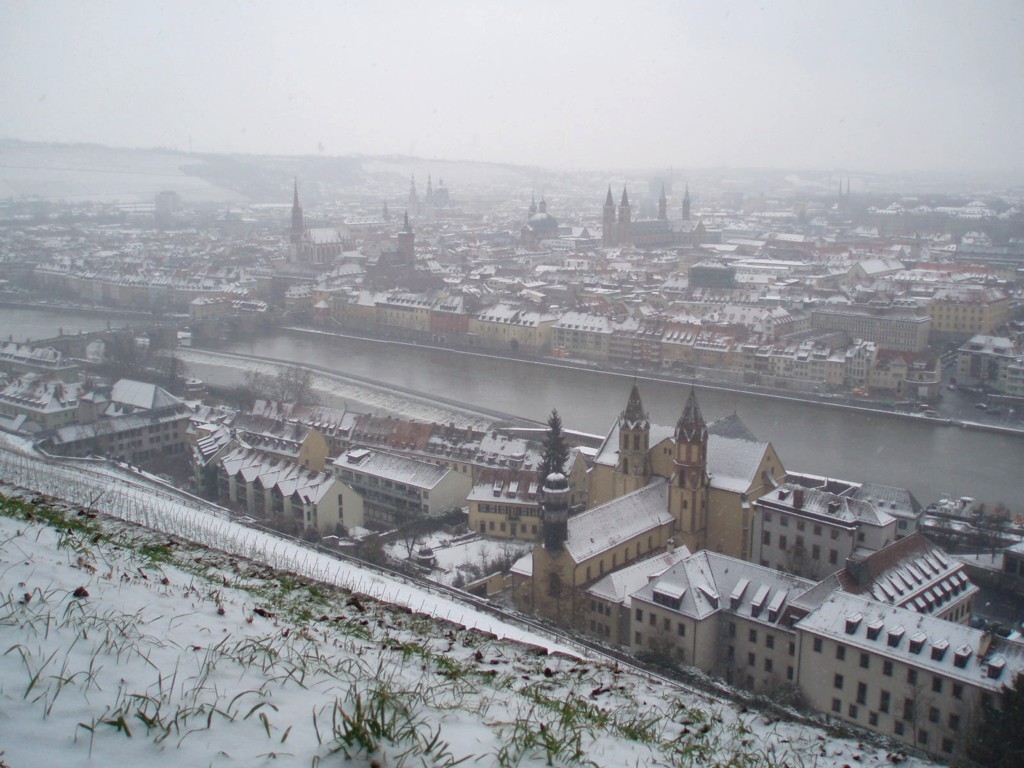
<box><xmin>658</xmin><ymin>183</ymin><xmax>667</xmax><ymax>220</ymax></box>
<box><xmin>541</xmin><ymin>472</ymin><xmax>570</xmax><ymax>552</ymax></box>
<box><xmin>614</xmin><ymin>383</ymin><xmax>651</xmax><ymax>497</ymax></box>
<box><xmin>669</xmin><ymin>386</ymin><xmax>709</xmax><ymax>551</ymax></box>
<box><xmin>618</xmin><ymin>186</ymin><xmax>632</xmax><ymax>245</ymax></box>
<box><xmin>602</xmin><ymin>186</ymin><xmax>616</xmax><ymax>247</ymax></box>
<box><xmin>682</xmin><ymin>183</ymin><xmax>691</xmax><ymax>221</ymax></box>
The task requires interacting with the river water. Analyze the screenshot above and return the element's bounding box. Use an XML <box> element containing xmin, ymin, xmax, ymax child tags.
<box><xmin>0</xmin><ymin>306</ymin><xmax>129</xmax><ymax>343</ymax></box>
<box><xmin>1</xmin><ymin>302</ymin><xmax>1018</xmax><ymax>509</ymax></box>
<box><xmin>221</xmin><ymin>331</ymin><xmax>1024</xmax><ymax>509</ymax></box>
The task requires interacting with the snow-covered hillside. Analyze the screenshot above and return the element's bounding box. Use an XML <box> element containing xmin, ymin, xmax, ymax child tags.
<box><xmin>0</xmin><ymin>490</ymin><xmax>937</xmax><ymax>768</ymax></box>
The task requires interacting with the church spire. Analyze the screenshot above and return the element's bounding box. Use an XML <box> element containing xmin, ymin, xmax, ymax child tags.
<box><xmin>676</xmin><ymin>386</ymin><xmax>707</xmax><ymax>443</ymax></box>
<box><xmin>290</xmin><ymin>178</ymin><xmax>304</xmax><ymax>244</ymax></box>
<box><xmin>620</xmin><ymin>186</ymin><xmax>630</xmax><ymax>207</ymax></box>
<box><xmin>605</xmin><ymin>185</ymin><xmax>614</xmax><ymax>206</ymax></box>
<box><xmin>682</xmin><ymin>183</ymin><xmax>691</xmax><ymax>220</ymax></box>
<box><xmin>658</xmin><ymin>183</ymin><xmax>667</xmax><ymax>220</ymax></box>
<box><xmin>623</xmin><ymin>382</ymin><xmax>647</xmax><ymax>427</ymax></box>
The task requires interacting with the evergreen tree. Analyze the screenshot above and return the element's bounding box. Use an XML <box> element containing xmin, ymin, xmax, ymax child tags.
<box><xmin>540</xmin><ymin>409</ymin><xmax>569</xmax><ymax>481</ymax></box>
<box><xmin>969</xmin><ymin>673</ymin><xmax>1024</xmax><ymax>767</ymax></box>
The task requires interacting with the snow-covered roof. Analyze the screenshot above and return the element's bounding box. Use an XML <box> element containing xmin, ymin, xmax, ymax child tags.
<box><xmin>586</xmin><ymin>546</ymin><xmax>692</xmax><ymax>606</ymax></box>
<box><xmin>796</xmin><ymin>591</ymin><xmax>1024</xmax><ymax>692</ymax></box>
<box><xmin>634</xmin><ymin>550</ymin><xmax>816</xmax><ymax>624</ymax></box>
<box><xmin>110</xmin><ymin>379</ymin><xmax>183</xmax><ymax>412</ymax></box>
<box><xmin>335</xmin><ymin>448</ymin><xmax>451</xmax><ymax>490</ymax></box>
<box><xmin>565</xmin><ymin>479</ymin><xmax>674</xmax><ymax>563</ymax></box>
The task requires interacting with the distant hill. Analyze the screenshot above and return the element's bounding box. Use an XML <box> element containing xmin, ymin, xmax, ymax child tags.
<box><xmin>0</xmin><ymin>140</ymin><xmax>546</xmax><ymax>205</ymax></box>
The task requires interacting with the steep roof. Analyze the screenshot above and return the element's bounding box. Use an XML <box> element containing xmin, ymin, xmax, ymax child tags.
<box><xmin>564</xmin><ymin>479</ymin><xmax>673</xmax><ymax>564</ymax></box>
<box><xmin>586</xmin><ymin>546</ymin><xmax>691</xmax><ymax>606</ymax></box>
<box><xmin>634</xmin><ymin>551</ymin><xmax>815</xmax><ymax>624</ymax></box>
<box><xmin>110</xmin><ymin>379</ymin><xmax>182</xmax><ymax>412</ymax></box>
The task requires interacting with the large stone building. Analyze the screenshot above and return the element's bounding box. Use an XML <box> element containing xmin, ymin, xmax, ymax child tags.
<box><xmin>289</xmin><ymin>180</ymin><xmax>351</xmax><ymax>264</ymax></box>
<box><xmin>587</xmin><ymin>385</ymin><xmax>785</xmax><ymax>558</ymax></box>
<box><xmin>513</xmin><ymin>385</ymin><xmax>786</xmax><ymax>622</ymax></box>
<box><xmin>602</xmin><ymin>185</ymin><xmax>705</xmax><ymax>249</ymax></box>
<box><xmin>626</xmin><ymin>550</ymin><xmax>1016</xmax><ymax>761</ymax></box>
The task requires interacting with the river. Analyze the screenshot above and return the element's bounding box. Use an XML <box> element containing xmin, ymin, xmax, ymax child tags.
<box><xmin>0</xmin><ymin>306</ymin><xmax>130</xmax><ymax>342</ymax></box>
<box><xmin>218</xmin><ymin>330</ymin><xmax>1024</xmax><ymax>509</ymax></box>
<box><xmin>1</xmin><ymin>302</ymin><xmax>1019</xmax><ymax>509</ymax></box>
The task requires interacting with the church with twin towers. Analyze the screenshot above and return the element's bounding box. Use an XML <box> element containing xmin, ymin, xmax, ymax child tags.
<box><xmin>601</xmin><ymin>183</ymin><xmax>706</xmax><ymax>248</ymax></box>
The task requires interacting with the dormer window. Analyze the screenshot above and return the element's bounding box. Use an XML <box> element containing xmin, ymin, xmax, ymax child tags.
<box><xmin>867</xmin><ymin>621</ymin><xmax>883</xmax><ymax>641</ymax></box>
<box><xmin>909</xmin><ymin>633</ymin><xmax>926</xmax><ymax>654</ymax></box>
<box><xmin>954</xmin><ymin>645</ymin><xmax>973</xmax><ymax>669</ymax></box>
<box><xmin>845</xmin><ymin>614</ymin><xmax>863</xmax><ymax>635</ymax></box>
<box><xmin>987</xmin><ymin>656</ymin><xmax>1006</xmax><ymax>679</ymax></box>
<box><xmin>887</xmin><ymin>626</ymin><xmax>905</xmax><ymax>648</ymax></box>
<box><xmin>931</xmin><ymin>639</ymin><xmax>949</xmax><ymax>661</ymax></box>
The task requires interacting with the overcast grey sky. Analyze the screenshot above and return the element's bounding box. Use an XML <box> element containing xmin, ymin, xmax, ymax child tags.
<box><xmin>1</xmin><ymin>0</ymin><xmax>1021</xmax><ymax>173</ymax></box>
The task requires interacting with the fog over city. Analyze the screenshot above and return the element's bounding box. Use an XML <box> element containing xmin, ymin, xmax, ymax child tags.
<box><xmin>2</xmin><ymin>0</ymin><xmax>1023</xmax><ymax>173</ymax></box>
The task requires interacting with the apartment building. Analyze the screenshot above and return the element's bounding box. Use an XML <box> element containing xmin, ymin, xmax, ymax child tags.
<box><xmin>333</xmin><ymin>447</ymin><xmax>472</xmax><ymax>529</ymax></box>
<box><xmin>627</xmin><ymin>551</ymin><xmax>1023</xmax><ymax>761</ymax></box>
<box><xmin>928</xmin><ymin>286</ymin><xmax>1011</xmax><ymax>342</ymax></box>
<box><xmin>956</xmin><ymin>334</ymin><xmax>1020</xmax><ymax>392</ymax></box>
<box><xmin>215</xmin><ymin>445</ymin><xmax>359</xmax><ymax>533</ymax></box>
<box><xmin>811</xmin><ymin>307</ymin><xmax>931</xmax><ymax>352</ymax></box>
<box><xmin>752</xmin><ymin>484</ymin><xmax>897</xmax><ymax>579</ymax></box>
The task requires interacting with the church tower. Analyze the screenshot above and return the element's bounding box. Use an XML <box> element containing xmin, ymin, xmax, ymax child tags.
<box><xmin>397</xmin><ymin>211</ymin><xmax>415</xmax><ymax>265</ymax></box>
<box><xmin>407</xmin><ymin>175</ymin><xmax>419</xmax><ymax>216</ymax></box>
<box><xmin>541</xmin><ymin>472</ymin><xmax>570</xmax><ymax>552</ymax></box>
<box><xmin>669</xmin><ymin>386</ymin><xmax>710</xmax><ymax>552</ymax></box>
<box><xmin>614</xmin><ymin>383</ymin><xmax>652</xmax><ymax>498</ymax></box>
<box><xmin>682</xmin><ymin>183</ymin><xmax>691</xmax><ymax>221</ymax></box>
<box><xmin>529</xmin><ymin>191</ymin><xmax>538</xmax><ymax>217</ymax></box>
<box><xmin>617</xmin><ymin>186</ymin><xmax>632</xmax><ymax>246</ymax></box>
<box><xmin>290</xmin><ymin>178</ymin><xmax>304</xmax><ymax>245</ymax></box>
<box><xmin>602</xmin><ymin>186</ymin><xmax>616</xmax><ymax>247</ymax></box>
<box><xmin>658</xmin><ymin>183</ymin><xmax>667</xmax><ymax>220</ymax></box>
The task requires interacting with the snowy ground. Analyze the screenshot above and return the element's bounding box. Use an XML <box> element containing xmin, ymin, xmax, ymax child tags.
<box><xmin>0</xmin><ymin>488</ymin><xmax>938</xmax><ymax>768</ymax></box>
<box><xmin>176</xmin><ymin>347</ymin><xmax>495</xmax><ymax>430</ymax></box>
<box><xmin>386</xmin><ymin>532</ymin><xmax>533</xmax><ymax>588</ymax></box>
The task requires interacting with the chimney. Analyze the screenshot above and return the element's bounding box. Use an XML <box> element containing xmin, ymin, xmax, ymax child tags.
<box><xmin>793</xmin><ymin>488</ymin><xmax>805</xmax><ymax>509</ymax></box>
<box><xmin>844</xmin><ymin>551</ymin><xmax>871</xmax><ymax>586</ymax></box>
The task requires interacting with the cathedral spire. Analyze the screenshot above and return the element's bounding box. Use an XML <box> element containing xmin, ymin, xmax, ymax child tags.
<box><xmin>620</xmin><ymin>186</ymin><xmax>630</xmax><ymax>206</ymax></box>
<box><xmin>605</xmin><ymin>185</ymin><xmax>614</xmax><ymax>206</ymax></box>
<box><xmin>682</xmin><ymin>183</ymin><xmax>691</xmax><ymax>220</ymax></box>
<box><xmin>623</xmin><ymin>382</ymin><xmax>648</xmax><ymax>427</ymax></box>
<box><xmin>676</xmin><ymin>386</ymin><xmax>707</xmax><ymax>443</ymax></box>
<box><xmin>290</xmin><ymin>178</ymin><xmax>304</xmax><ymax>244</ymax></box>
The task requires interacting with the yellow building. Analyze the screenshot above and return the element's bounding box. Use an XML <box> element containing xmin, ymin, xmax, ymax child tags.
<box><xmin>467</xmin><ymin>449</ymin><xmax>588</xmax><ymax>540</ymax></box>
<box><xmin>589</xmin><ymin>385</ymin><xmax>785</xmax><ymax>559</ymax></box>
<box><xmin>928</xmin><ymin>286</ymin><xmax>1011</xmax><ymax>342</ymax></box>
<box><xmin>468</xmin><ymin>304</ymin><xmax>557</xmax><ymax>354</ymax></box>
<box><xmin>514</xmin><ymin>386</ymin><xmax>786</xmax><ymax>624</ymax></box>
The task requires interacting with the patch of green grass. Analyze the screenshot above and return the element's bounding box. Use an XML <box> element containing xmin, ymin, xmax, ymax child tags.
<box><xmin>138</xmin><ymin>543</ymin><xmax>174</xmax><ymax>563</ymax></box>
<box><xmin>0</xmin><ymin>494</ymin><xmax>103</xmax><ymax>540</ymax></box>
